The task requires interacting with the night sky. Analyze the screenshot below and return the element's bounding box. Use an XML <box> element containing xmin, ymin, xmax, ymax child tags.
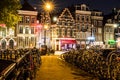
<box><xmin>26</xmin><ymin>0</ymin><xmax>120</xmax><ymax>14</ymax></box>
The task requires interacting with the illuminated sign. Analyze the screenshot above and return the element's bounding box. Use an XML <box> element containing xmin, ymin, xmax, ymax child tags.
<box><xmin>0</xmin><ymin>24</ymin><xmax>6</xmax><ymax>27</ymax></box>
<box><xmin>108</xmin><ymin>40</ymin><xmax>116</xmax><ymax>45</ymax></box>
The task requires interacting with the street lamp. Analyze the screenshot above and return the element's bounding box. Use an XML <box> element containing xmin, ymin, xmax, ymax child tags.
<box><xmin>43</xmin><ymin>1</ymin><xmax>54</xmax><ymax>27</ymax></box>
<box><xmin>42</xmin><ymin>1</ymin><xmax>54</xmax><ymax>48</ymax></box>
<box><xmin>51</xmin><ymin>16</ymin><xmax>57</xmax><ymax>41</ymax></box>
<box><xmin>43</xmin><ymin>1</ymin><xmax>54</xmax><ymax>12</ymax></box>
<box><xmin>53</xmin><ymin>16</ymin><xmax>57</xmax><ymax>22</ymax></box>
<box><xmin>88</xmin><ymin>24</ymin><xmax>95</xmax><ymax>46</ymax></box>
<box><xmin>114</xmin><ymin>24</ymin><xmax>118</xmax><ymax>28</ymax></box>
<box><xmin>91</xmin><ymin>24</ymin><xmax>94</xmax><ymax>37</ymax></box>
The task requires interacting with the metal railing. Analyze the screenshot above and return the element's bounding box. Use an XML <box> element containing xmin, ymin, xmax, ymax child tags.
<box><xmin>0</xmin><ymin>48</ymin><xmax>41</xmax><ymax>80</ymax></box>
<box><xmin>61</xmin><ymin>49</ymin><xmax>120</xmax><ymax>80</ymax></box>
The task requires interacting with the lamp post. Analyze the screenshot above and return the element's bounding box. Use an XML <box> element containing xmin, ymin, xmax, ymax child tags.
<box><xmin>52</xmin><ymin>16</ymin><xmax>57</xmax><ymax>37</ymax></box>
<box><xmin>91</xmin><ymin>25</ymin><xmax>94</xmax><ymax>37</ymax></box>
<box><xmin>42</xmin><ymin>1</ymin><xmax>54</xmax><ymax>47</ymax></box>
<box><xmin>89</xmin><ymin>25</ymin><xmax>95</xmax><ymax>46</ymax></box>
<box><xmin>43</xmin><ymin>1</ymin><xmax>54</xmax><ymax>24</ymax></box>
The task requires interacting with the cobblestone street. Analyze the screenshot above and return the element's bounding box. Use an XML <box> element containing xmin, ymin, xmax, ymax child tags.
<box><xmin>36</xmin><ymin>55</ymin><xmax>98</xmax><ymax>80</ymax></box>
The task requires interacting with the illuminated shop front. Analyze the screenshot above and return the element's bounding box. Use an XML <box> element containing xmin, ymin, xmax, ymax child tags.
<box><xmin>53</xmin><ymin>38</ymin><xmax>77</xmax><ymax>51</ymax></box>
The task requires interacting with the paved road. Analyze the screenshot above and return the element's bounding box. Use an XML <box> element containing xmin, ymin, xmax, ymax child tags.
<box><xmin>36</xmin><ymin>55</ymin><xmax>98</xmax><ymax>80</ymax></box>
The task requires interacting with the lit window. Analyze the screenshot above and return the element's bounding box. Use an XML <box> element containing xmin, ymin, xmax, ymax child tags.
<box><xmin>106</xmin><ymin>28</ymin><xmax>109</xmax><ymax>32</ymax></box>
<box><xmin>31</xmin><ymin>27</ymin><xmax>34</xmax><ymax>34</ymax></box>
<box><xmin>25</xmin><ymin>16</ymin><xmax>30</xmax><ymax>23</ymax></box>
<box><xmin>19</xmin><ymin>26</ymin><xmax>23</xmax><ymax>33</ymax></box>
<box><xmin>25</xmin><ymin>27</ymin><xmax>29</xmax><ymax>34</ymax></box>
<box><xmin>19</xmin><ymin>16</ymin><xmax>24</xmax><ymax>23</ymax></box>
<box><xmin>31</xmin><ymin>18</ymin><xmax>35</xmax><ymax>23</ymax></box>
<box><xmin>31</xmin><ymin>16</ymin><xmax>36</xmax><ymax>23</ymax></box>
<box><xmin>98</xmin><ymin>28</ymin><xmax>101</xmax><ymax>33</ymax></box>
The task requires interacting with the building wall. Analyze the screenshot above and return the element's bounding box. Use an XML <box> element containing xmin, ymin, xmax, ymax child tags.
<box><xmin>103</xmin><ymin>8</ymin><xmax>120</xmax><ymax>48</ymax></box>
<box><xmin>17</xmin><ymin>10</ymin><xmax>38</xmax><ymax>49</ymax></box>
<box><xmin>0</xmin><ymin>26</ymin><xmax>17</xmax><ymax>49</ymax></box>
<box><xmin>104</xmin><ymin>24</ymin><xmax>115</xmax><ymax>48</ymax></box>
<box><xmin>75</xmin><ymin>5</ymin><xmax>91</xmax><ymax>48</ymax></box>
<box><xmin>75</xmin><ymin>4</ymin><xmax>103</xmax><ymax>48</ymax></box>
<box><xmin>91</xmin><ymin>11</ymin><xmax>103</xmax><ymax>45</ymax></box>
<box><xmin>51</xmin><ymin>8</ymin><xmax>76</xmax><ymax>50</ymax></box>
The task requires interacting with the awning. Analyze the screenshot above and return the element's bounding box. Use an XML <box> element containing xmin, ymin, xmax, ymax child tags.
<box><xmin>0</xmin><ymin>24</ymin><xmax>6</xmax><ymax>27</ymax></box>
<box><xmin>60</xmin><ymin>40</ymin><xmax>76</xmax><ymax>44</ymax></box>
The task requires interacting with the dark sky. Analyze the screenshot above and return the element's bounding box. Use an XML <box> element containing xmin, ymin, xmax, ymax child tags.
<box><xmin>27</xmin><ymin>0</ymin><xmax>120</xmax><ymax>14</ymax></box>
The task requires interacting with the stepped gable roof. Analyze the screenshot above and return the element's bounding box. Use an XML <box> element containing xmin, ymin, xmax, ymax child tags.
<box><xmin>20</xmin><ymin>0</ymin><xmax>36</xmax><ymax>11</ymax></box>
<box><xmin>75</xmin><ymin>3</ymin><xmax>90</xmax><ymax>11</ymax></box>
<box><xmin>58</xmin><ymin>8</ymin><xmax>75</xmax><ymax>22</ymax></box>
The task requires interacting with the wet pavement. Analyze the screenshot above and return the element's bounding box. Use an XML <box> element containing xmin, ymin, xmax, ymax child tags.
<box><xmin>36</xmin><ymin>55</ymin><xmax>98</xmax><ymax>80</ymax></box>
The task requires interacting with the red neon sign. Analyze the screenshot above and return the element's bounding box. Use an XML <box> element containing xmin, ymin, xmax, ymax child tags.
<box><xmin>61</xmin><ymin>40</ymin><xmax>76</xmax><ymax>44</ymax></box>
<box><xmin>0</xmin><ymin>24</ymin><xmax>6</xmax><ymax>27</ymax></box>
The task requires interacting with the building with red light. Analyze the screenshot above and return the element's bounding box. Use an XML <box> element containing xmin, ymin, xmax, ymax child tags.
<box><xmin>17</xmin><ymin>1</ymin><xmax>38</xmax><ymax>48</ymax></box>
<box><xmin>51</xmin><ymin>8</ymin><xmax>76</xmax><ymax>50</ymax></box>
<box><xmin>0</xmin><ymin>24</ymin><xmax>13</xmax><ymax>49</ymax></box>
<box><xmin>50</xmin><ymin>4</ymin><xmax>104</xmax><ymax>50</ymax></box>
<box><xmin>0</xmin><ymin>1</ymin><xmax>106</xmax><ymax>50</ymax></box>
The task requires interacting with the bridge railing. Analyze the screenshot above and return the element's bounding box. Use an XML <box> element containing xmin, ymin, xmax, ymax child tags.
<box><xmin>61</xmin><ymin>49</ymin><xmax>120</xmax><ymax>80</ymax></box>
<box><xmin>0</xmin><ymin>48</ymin><xmax>41</xmax><ymax>80</ymax></box>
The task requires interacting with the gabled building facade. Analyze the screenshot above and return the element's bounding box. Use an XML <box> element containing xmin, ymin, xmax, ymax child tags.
<box><xmin>75</xmin><ymin>4</ymin><xmax>92</xmax><ymax>48</ymax></box>
<box><xmin>0</xmin><ymin>24</ymin><xmax>16</xmax><ymax>49</ymax></box>
<box><xmin>104</xmin><ymin>8</ymin><xmax>120</xmax><ymax>48</ymax></box>
<box><xmin>17</xmin><ymin>1</ymin><xmax>38</xmax><ymax>48</ymax></box>
<box><xmin>51</xmin><ymin>8</ymin><xmax>76</xmax><ymax>50</ymax></box>
<box><xmin>91</xmin><ymin>10</ymin><xmax>103</xmax><ymax>46</ymax></box>
<box><xmin>75</xmin><ymin>4</ymin><xmax>103</xmax><ymax>48</ymax></box>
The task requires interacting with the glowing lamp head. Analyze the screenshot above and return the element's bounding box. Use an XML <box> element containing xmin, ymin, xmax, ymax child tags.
<box><xmin>53</xmin><ymin>17</ymin><xmax>57</xmax><ymax>22</ymax></box>
<box><xmin>43</xmin><ymin>1</ymin><xmax>54</xmax><ymax>12</ymax></box>
<box><xmin>114</xmin><ymin>24</ymin><xmax>118</xmax><ymax>28</ymax></box>
<box><xmin>46</xmin><ymin>3</ymin><xmax>51</xmax><ymax>10</ymax></box>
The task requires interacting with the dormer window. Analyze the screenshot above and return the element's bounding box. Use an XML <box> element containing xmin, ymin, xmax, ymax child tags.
<box><xmin>25</xmin><ymin>27</ymin><xmax>29</xmax><ymax>34</ymax></box>
<box><xmin>81</xmin><ymin>4</ymin><xmax>87</xmax><ymax>11</ymax></box>
<box><xmin>25</xmin><ymin>16</ymin><xmax>30</xmax><ymax>23</ymax></box>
